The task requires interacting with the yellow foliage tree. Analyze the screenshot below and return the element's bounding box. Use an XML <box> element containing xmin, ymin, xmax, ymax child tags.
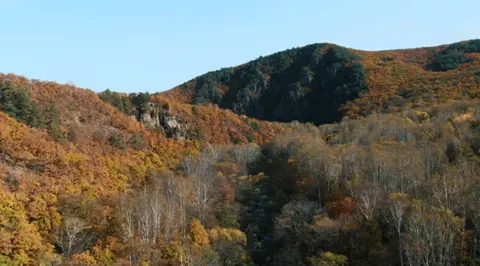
<box><xmin>188</xmin><ymin>219</ymin><xmax>210</xmax><ymax>247</ymax></box>
<box><xmin>309</xmin><ymin>252</ymin><xmax>348</xmax><ymax>266</ymax></box>
<box><xmin>69</xmin><ymin>252</ymin><xmax>97</xmax><ymax>266</ymax></box>
<box><xmin>0</xmin><ymin>188</ymin><xmax>43</xmax><ymax>265</ymax></box>
<box><xmin>208</xmin><ymin>227</ymin><xmax>247</xmax><ymax>246</ymax></box>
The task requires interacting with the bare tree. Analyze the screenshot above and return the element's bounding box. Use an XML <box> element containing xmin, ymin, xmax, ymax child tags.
<box><xmin>431</xmin><ymin>169</ymin><xmax>467</xmax><ymax>212</ymax></box>
<box><xmin>296</xmin><ymin>142</ymin><xmax>342</xmax><ymax>207</ymax></box>
<box><xmin>163</xmin><ymin>174</ymin><xmax>191</xmax><ymax>242</ymax></box>
<box><xmin>117</xmin><ymin>195</ymin><xmax>135</xmax><ymax>242</ymax></box>
<box><xmin>459</xmin><ymin>159</ymin><xmax>479</xmax><ymax>263</ymax></box>
<box><xmin>297</xmin><ymin>151</ymin><xmax>328</xmax><ymax>206</ymax></box>
<box><xmin>183</xmin><ymin>150</ymin><xmax>218</xmax><ymax>224</ymax></box>
<box><xmin>182</xmin><ymin>155</ymin><xmax>202</xmax><ymax>177</ymax></box>
<box><xmin>403</xmin><ymin>200</ymin><xmax>462</xmax><ymax>266</ymax></box>
<box><xmin>341</xmin><ymin>144</ymin><xmax>369</xmax><ymax>181</ymax></box>
<box><xmin>192</xmin><ymin>175</ymin><xmax>215</xmax><ymax>223</ymax></box>
<box><xmin>365</xmin><ymin>146</ymin><xmax>391</xmax><ymax>191</ymax></box>
<box><xmin>148</xmin><ymin>184</ymin><xmax>164</xmax><ymax>245</ymax></box>
<box><xmin>471</xmin><ymin>194</ymin><xmax>480</xmax><ymax>264</ymax></box>
<box><xmin>56</xmin><ymin>216</ymin><xmax>90</xmax><ymax>257</ymax></box>
<box><xmin>202</xmin><ymin>143</ymin><xmax>222</xmax><ymax>166</ymax></box>
<box><xmin>175</xmin><ymin>178</ymin><xmax>191</xmax><ymax>241</ymax></box>
<box><xmin>232</xmin><ymin>144</ymin><xmax>261</xmax><ymax>175</ymax></box>
<box><xmin>421</xmin><ymin>141</ymin><xmax>445</xmax><ymax>178</ymax></box>
<box><xmin>394</xmin><ymin>147</ymin><xmax>424</xmax><ymax>194</ymax></box>
<box><xmin>116</xmin><ymin>195</ymin><xmax>138</xmax><ymax>265</ymax></box>
<box><xmin>351</xmin><ymin>184</ymin><xmax>382</xmax><ymax>221</ymax></box>
<box><xmin>382</xmin><ymin>193</ymin><xmax>410</xmax><ymax>266</ymax></box>
<box><xmin>367</xmin><ymin>144</ymin><xmax>424</xmax><ymax>195</ymax></box>
<box><xmin>163</xmin><ymin>198</ymin><xmax>178</xmax><ymax>244</ymax></box>
<box><xmin>116</xmin><ymin>179</ymin><xmax>183</xmax><ymax>264</ymax></box>
<box><xmin>136</xmin><ymin>188</ymin><xmax>152</xmax><ymax>245</ymax></box>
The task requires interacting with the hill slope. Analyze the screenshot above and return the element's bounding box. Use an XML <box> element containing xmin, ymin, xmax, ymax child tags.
<box><xmin>161</xmin><ymin>39</ymin><xmax>480</xmax><ymax>125</ymax></box>
<box><xmin>0</xmin><ymin>73</ymin><xmax>286</xmax><ymax>264</ymax></box>
<box><xmin>0</xmin><ymin>39</ymin><xmax>479</xmax><ymax>265</ymax></box>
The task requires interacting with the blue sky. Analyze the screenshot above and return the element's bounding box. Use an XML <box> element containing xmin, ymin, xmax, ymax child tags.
<box><xmin>0</xmin><ymin>0</ymin><xmax>478</xmax><ymax>93</ymax></box>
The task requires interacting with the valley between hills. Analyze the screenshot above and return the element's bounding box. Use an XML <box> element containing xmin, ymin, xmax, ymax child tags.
<box><xmin>0</xmin><ymin>39</ymin><xmax>479</xmax><ymax>265</ymax></box>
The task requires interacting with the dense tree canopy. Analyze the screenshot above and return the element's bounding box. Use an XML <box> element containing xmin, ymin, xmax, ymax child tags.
<box><xmin>429</xmin><ymin>39</ymin><xmax>480</xmax><ymax>71</ymax></box>
<box><xmin>168</xmin><ymin>44</ymin><xmax>367</xmax><ymax>125</ymax></box>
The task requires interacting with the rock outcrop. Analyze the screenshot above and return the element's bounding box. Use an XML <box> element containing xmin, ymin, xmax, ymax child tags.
<box><xmin>137</xmin><ymin>103</ymin><xmax>190</xmax><ymax>140</ymax></box>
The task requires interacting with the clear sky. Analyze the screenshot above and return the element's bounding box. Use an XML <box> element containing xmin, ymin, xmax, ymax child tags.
<box><xmin>0</xmin><ymin>0</ymin><xmax>478</xmax><ymax>93</ymax></box>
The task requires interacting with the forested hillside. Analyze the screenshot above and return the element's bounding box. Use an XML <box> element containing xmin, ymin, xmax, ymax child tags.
<box><xmin>162</xmin><ymin>39</ymin><xmax>480</xmax><ymax>124</ymax></box>
<box><xmin>0</xmin><ymin>73</ymin><xmax>285</xmax><ymax>265</ymax></box>
<box><xmin>0</xmin><ymin>39</ymin><xmax>480</xmax><ymax>265</ymax></box>
<box><xmin>240</xmin><ymin>100</ymin><xmax>480</xmax><ymax>265</ymax></box>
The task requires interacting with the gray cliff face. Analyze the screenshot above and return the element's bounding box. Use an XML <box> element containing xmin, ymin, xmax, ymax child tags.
<box><xmin>137</xmin><ymin>103</ymin><xmax>190</xmax><ymax>140</ymax></box>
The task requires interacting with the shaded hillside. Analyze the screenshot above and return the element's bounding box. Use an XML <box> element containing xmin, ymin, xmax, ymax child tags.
<box><xmin>162</xmin><ymin>39</ymin><xmax>480</xmax><ymax>124</ymax></box>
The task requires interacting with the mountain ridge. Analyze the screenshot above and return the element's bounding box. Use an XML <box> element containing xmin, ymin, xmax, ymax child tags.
<box><xmin>161</xmin><ymin>39</ymin><xmax>480</xmax><ymax>125</ymax></box>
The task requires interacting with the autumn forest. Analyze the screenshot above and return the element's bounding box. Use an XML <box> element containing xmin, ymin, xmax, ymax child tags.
<box><xmin>1</xmin><ymin>39</ymin><xmax>480</xmax><ymax>266</ymax></box>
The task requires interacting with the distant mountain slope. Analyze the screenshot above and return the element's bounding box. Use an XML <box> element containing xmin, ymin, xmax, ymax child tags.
<box><xmin>161</xmin><ymin>39</ymin><xmax>480</xmax><ymax>124</ymax></box>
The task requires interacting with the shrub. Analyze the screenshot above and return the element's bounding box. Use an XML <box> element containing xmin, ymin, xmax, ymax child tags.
<box><xmin>69</xmin><ymin>252</ymin><xmax>97</xmax><ymax>266</ymax></box>
<box><xmin>108</xmin><ymin>132</ymin><xmax>126</xmax><ymax>150</ymax></box>
<box><xmin>246</xmin><ymin>131</ymin><xmax>255</xmax><ymax>143</ymax></box>
<box><xmin>216</xmin><ymin>204</ymin><xmax>240</xmax><ymax>228</ymax></box>
<box><xmin>250</xmin><ymin>121</ymin><xmax>260</xmax><ymax>131</ymax></box>
<box><xmin>429</xmin><ymin>39</ymin><xmax>480</xmax><ymax>71</ymax></box>
<box><xmin>67</xmin><ymin>127</ymin><xmax>77</xmax><ymax>142</ymax></box>
<box><xmin>0</xmin><ymin>81</ymin><xmax>40</xmax><ymax>127</ymax></box>
<box><xmin>92</xmin><ymin>130</ymin><xmax>105</xmax><ymax>143</ymax></box>
<box><xmin>41</xmin><ymin>104</ymin><xmax>63</xmax><ymax>140</ymax></box>
<box><xmin>192</xmin><ymin>105</ymin><xmax>200</xmax><ymax>116</ymax></box>
<box><xmin>129</xmin><ymin>134</ymin><xmax>145</xmax><ymax>150</ymax></box>
<box><xmin>430</xmin><ymin>50</ymin><xmax>472</xmax><ymax>71</ymax></box>
<box><xmin>0</xmin><ymin>83</ymin><xmax>65</xmax><ymax>141</ymax></box>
